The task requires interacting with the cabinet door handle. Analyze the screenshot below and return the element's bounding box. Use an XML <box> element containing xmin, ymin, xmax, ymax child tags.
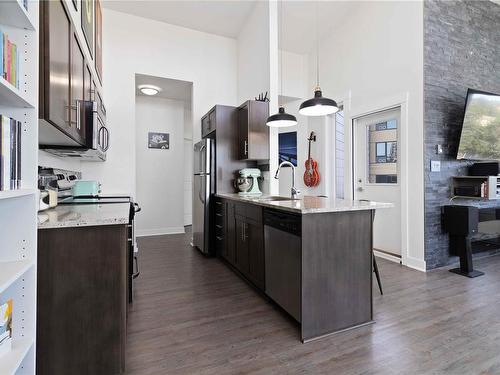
<box><xmin>244</xmin><ymin>140</ymin><xmax>248</xmax><ymax>155</ymax></box>
<box><xmin>76</xmin><ymin>100</ymin><xmax>81</xmax><ymax>130</ymax></box>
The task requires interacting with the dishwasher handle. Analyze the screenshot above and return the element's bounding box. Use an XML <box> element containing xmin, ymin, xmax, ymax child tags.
<box><xmin>263</xmin><ymin>209</ymin><xmax>301</xmax><ymax>236</ymax></box>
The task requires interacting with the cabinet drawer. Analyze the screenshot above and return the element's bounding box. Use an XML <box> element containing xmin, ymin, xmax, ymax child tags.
<box><xmin>214</xmin><ymin>199</ymin><xmax>225</xmax><ymax>214</ymax></box>
<box><xmin>246</xmin><ymin>204</ymin><xmax>262</xmax><ymax>223</ymax></box>
<box><xmin>215</xmin><ymin>235</ymin><xmax>225</xmax><ymax>255</ymax></box>
<box><xmin>214</xmin><ymin>223</ymin><xmax>224</xmax><ymax>236</ymax></box>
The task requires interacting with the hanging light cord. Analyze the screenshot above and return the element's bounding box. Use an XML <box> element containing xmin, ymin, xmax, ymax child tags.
<box><xmin>279</xmin><ymin>0</ymin><xmax>283</xmax><ymax>107</ymax></box>
<box><xmin>315</xmin><ymin>1</ymin><xmax>319</xmax><ymax>89</ymax></box>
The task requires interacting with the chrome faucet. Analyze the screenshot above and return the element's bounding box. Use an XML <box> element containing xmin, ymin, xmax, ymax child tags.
<box><xmin>274</xmin><ymin>161</ymin><xmax>300</xmax><ymax>199</ymax></box>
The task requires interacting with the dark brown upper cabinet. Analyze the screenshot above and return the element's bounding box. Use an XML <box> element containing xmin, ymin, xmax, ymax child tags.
<box><xmin>238</xmin><ymin>100</ymin><xmax>269</xmax><ymax>160</ymax></box>
<box><xmin>39</xmin><ymin>0</ymin><xmax>76</xmax><ymax>143</ymax></box>
<box><xmin>70</xmin><ymin>32</ymin><xmax>86</xmax><ymax>141</ymax></box>
<box><xmin>201</xmin><ymin>108</ymin><xmax>217</xmax><ymax>138</ymax></box>
<box><xmin>84</xmin><ymin>64</ymin><xmax>92</xmax><ymax>102</ymax></box>
<box><xmin>39</xmin><ymin>0</ymin><xmax>103</xmax><ymax>148</ymax></box>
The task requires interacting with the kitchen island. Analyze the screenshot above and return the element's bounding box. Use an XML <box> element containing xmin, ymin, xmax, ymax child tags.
<box><xmin>213</xmin><ymin>193</ymin><xmax>392</xmax><ymax>342</ymax></box>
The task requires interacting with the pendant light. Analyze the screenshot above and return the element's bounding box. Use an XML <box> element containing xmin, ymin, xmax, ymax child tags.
<box><xmin>299</xmin><ymin>2</ymin><xmax>338</xmax><ymax>117</ymax></box>
<box><xmin>266</xmin><ymin>0</ymin><xmax>297</xmax><ymax>127</ymax></box>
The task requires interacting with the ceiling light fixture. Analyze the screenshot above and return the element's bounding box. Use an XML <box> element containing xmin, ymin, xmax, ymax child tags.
<box><xmin>298</xmin><ymin>3</ymin><xmax>338</xmax><ymax>117</ymax></box>
<box><xmin>139</xmin><ymin>85</ymin><xmax>161</xmax><ymax>96</ymax></box>
<box><xmin>266</xmin><ymin>0</ymin><xmax>297</xmax><ymax>128</ymax></box>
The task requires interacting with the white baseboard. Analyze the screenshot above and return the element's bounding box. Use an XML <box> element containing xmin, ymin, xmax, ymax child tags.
<box><xmin>374</xmin><ymin>250</ymin><xmax>401</xmax><ymax>264</ymax></box>
<box><xmin>136</xmin><ymin>227</ymin><xmax>185</xmax><ymax>237</ymax></box>
<box><xmin>405</xmin><ymin>256</ymin><xmax>426</xmax><ymax>272</ymax></box>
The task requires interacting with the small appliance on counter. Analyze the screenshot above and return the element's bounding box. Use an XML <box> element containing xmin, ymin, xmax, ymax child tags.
<box><xmin>71</xmin><ymin>180</ymin><xmax>101</xmax><ymax>197</ymax></box>
<box><xmin>235</xmin><ymin>168</ymin><xmax>262</xmax><ymax>196</ymax></box>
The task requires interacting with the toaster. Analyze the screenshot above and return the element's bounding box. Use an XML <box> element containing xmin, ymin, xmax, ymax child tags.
<box><xmin>71</xmin><ymin>180</ymin><xmax>101</xmax><ymax>197</ymax></box>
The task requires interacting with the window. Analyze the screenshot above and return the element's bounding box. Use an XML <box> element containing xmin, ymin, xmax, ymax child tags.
<box><xmin>335</xmin><ymin>109</ymin><xmax>345</xmax><ymax>198</ymax></box>
<box><xmin>375</xmin><ymin>142</ymin><xmax>397</xmax><ymax>163</ymax></box>
<box><xmin>368</xmin><ymin>118</ymin><xmax>398</xmax><ymax>184</ymax></box>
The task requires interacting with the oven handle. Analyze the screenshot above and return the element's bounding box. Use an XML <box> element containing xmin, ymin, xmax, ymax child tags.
<box><xmin>103</xmin><ymin>127</ymin><xmax>110</xmax><ymax>152</ymax></box>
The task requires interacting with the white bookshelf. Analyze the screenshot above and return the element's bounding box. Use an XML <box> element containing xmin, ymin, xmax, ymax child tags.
<box><xmin>0</xmin><ymin>188</ymin><xmax>36</xmax><ymax>200</ymax></box>
<box><xmin>0</xmin><ymin>1</ymin><xmax>38</xmax><ymax>374</ymax></box>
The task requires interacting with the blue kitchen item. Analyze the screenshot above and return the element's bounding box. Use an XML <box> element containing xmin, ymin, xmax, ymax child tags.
<box><xmin>71</xmin><ymin>180</ymin><xmax>101</xmax><ymax>197</ymax></box>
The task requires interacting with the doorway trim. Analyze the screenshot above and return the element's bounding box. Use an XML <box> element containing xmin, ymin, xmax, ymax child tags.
<box><xmin>348</xmin><ymin>92</ymin><xmax>409</xmax><ymax>268</ymax></box>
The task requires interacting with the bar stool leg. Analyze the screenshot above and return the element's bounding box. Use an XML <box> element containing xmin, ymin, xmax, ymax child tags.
<box><xmin>373</xmin><ymin>256</ymin><xmax>383</xmax><ymax>295</ymax></box>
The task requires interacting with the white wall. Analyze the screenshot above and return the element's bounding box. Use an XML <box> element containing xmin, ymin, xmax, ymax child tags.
<box><xmin>135</xmin><ymin>96</ymin><xmax>185</xmax><ymax>236</ymax></box>
<box><xmin>79</xmin><ymin>9</ymin><xmax>238</xmax><ymax>197</ymax></box>
<box><xmin>183</xmin><ymin>103</ymin><xmax>193</xmax><ymax>226</ymax></box>
<box><xmin>307</xmin><ymin>1</ymin><xmax>425</xmax><ymax>269</ymax></box>
<box><xmin>237</xmin><ymin>1</ymin><xmax>279</xmax><ymax>194</ymax></box>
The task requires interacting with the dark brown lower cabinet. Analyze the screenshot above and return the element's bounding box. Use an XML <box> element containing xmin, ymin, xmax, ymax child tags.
<box><xmin>220</xmin><ymin>200</ymin><xmax>265</xmax><ymax>290</ymax></box>
<box><xmin>235</xmin><ymin>217</ymin><xmax>250</xmax><ymax>275</ymax></box>
<box><xmin>246</xmin><ymin>221</ymin><xmax>265</xmax><ymax>289</ymax></box>
<box><xmin>37</xmin><ymin>224</ymin><xmax>128</xmax><ymax>375</ymax></box>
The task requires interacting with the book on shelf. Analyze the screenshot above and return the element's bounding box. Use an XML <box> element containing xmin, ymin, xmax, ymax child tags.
<box><xmin>0</xmin><ymin>115</ymin><xmax>22</xmax><ymax>191</ymax></box>
<box><xmin>0</xmin><ymin>299</ymin><xmax>12</xmax><ymax>357</ymax></box>
<box><xmin>1</xmin><ymin>28</ymin><xmax>20</xmax><ymax>89</ymax></box>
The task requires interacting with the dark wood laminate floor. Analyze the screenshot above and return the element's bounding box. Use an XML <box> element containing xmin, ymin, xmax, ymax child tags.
<box><xmin>126</xmin><ymin>233</ymin><xmax>500</xmax><ymax>374</ymax></box>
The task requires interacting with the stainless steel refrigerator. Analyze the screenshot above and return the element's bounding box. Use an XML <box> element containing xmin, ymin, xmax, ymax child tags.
<box><xmin>192</xmin><ymin>139</ymin><xmax>214</xmax><ymax>255</ymax></box>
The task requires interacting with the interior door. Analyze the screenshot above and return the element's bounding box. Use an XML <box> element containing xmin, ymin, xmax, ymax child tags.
<box><xmin>353</xmin><ymin>107</ymin><xmax>401</xmax><ymax>256</ymax></box>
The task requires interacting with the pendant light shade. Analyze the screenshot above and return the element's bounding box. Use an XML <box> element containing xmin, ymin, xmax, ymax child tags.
<box><xmin>266</xmin><ymin>106</ymin><xmax>298</xmax><ymax>127</ymax></box>
<box><xmin>266</xmin><ymin>0</ymin><xmax>297</xmax><ymax>128</ymax></box>
<box><xmin>299</xmin><ymin>88</ymin><xmax>339</xmax><ymax>116</ymax></box>
<box><xmin>299</xmin><ymin>2</ymin><xmax>338</xmax><ymax>117</ymax></box>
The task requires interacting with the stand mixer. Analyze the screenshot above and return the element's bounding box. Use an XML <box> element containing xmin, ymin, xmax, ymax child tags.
<box><xmin>235</xmin><ymin>168</ymin><xmax>262</xmax><ymax>196</ymax></box>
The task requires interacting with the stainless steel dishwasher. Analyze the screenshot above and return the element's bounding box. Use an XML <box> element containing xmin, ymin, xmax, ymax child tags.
<box><xmin>263</xmin><ymin>209</ymin><xmax>301</xmax><ymax>322</ymax></box>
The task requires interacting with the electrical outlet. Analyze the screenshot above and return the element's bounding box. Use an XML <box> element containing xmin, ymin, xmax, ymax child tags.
<box><xmin>431</xmin><ymin>160</ymin><xmax>441</xmax><ymax>172</ymax></box>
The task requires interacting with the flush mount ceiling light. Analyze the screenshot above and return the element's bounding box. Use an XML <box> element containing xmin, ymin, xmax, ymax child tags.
<box><xmin>139</xmin><ymin>85</ymin><xmax>161</xmax><ymax>96</ymax></box>
<box><xmin>298</xmin><ymin>3</ymin><xmax>338</xmax><ymax>117</ymax></box>
<box><xmin>266</xmin><ymin>0</ymin><xmax>297</xmax><ymax>128</ymax></box>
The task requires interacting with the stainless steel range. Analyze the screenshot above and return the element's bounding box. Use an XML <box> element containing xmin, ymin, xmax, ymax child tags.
<box><xmin>38</xmin><ymin>167</ymin><xmax>141</xmax><ymax>302</ymax></box>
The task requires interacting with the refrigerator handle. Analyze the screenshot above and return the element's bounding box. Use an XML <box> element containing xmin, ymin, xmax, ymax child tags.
<box><xmin>198</xmin><ymin>182</ymin><xmax>205</xmax><ymax>204</ymax></box>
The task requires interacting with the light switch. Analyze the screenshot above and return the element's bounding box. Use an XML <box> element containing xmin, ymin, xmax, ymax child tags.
<box><xmin>431</xmin><ymin>160</ymin><xmax>441</xmax><ymax>172</ymax></box>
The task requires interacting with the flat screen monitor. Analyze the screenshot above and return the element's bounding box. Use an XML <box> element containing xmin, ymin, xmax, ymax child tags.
<box><xmin>457</xmin><ymin>89</ymin><xmax>500</xmax><ymax>160</ymax></box>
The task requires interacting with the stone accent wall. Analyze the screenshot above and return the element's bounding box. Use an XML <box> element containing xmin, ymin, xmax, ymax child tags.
<box><xmin>424</xmin><ymin>0</ymin><xmax>500</xmax><ymax>269</ymax></box>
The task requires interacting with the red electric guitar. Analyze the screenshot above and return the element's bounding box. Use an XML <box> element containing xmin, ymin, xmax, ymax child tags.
<box><xmin>304</xmin><ymin>131</ymin><xmax>320</xmax><ymax>187</ymax></box>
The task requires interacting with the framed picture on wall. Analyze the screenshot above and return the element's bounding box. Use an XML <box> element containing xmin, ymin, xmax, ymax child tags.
<box><xmin>81</xmin><ymin>0</ymin><xmax>94</xmax><ymax>57</ymax></box>
<box><xmin>278</xmin><ymin>131</ymin><xmax>297</xmax><ymax>166</ymax></box>
<box><xmin>148</xmin><ymin>132</ymin><xmax>170</xmax><ymax>149</ymax></box>
<box><xmin>95</xmin><ymin>0</ymin><xmax>103</xmax><ymax>83</ymax></box>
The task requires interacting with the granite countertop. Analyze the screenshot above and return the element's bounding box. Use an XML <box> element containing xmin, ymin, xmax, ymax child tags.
<box><xmin>216</xmin><ymin>193</ymin><xmax>393</xmax><ymax>214</ymax></box>
<box><xmin>38</xmin><ymin>203</ymin><xmax>130</xmax><ymax>229</ymax></box>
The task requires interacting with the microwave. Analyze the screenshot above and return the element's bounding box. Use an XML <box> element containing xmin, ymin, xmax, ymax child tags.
<box><xmin>40</xmin><ymin>99</ymin><xmax>109</xmax><ymax>161</ymax></box>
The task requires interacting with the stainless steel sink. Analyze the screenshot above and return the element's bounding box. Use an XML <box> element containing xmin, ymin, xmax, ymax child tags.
<box><xmin>257</xmin><ymin>196</ymin><xmax>299</xmax><ymax>202</ymax></box>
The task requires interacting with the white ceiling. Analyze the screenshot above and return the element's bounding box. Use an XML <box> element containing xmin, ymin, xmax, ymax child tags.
<box><xmin>135</xmin><ymin>74</ymin><xmax>192</xmax><ymax>102</ymax></box>
<box><xmin>102</xmin><ymin>0</ymin><xmax>257</xmax><ymax>39</ymax></box>
<box><xmin>103</xmin><ymin>1</ymin><xmax>357</xmax><ymax>55</ymax></box>
<box><xmin>280</xmin><ymin>1</ymin><xmax>358</xmax><ymax>54</ymax></box>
